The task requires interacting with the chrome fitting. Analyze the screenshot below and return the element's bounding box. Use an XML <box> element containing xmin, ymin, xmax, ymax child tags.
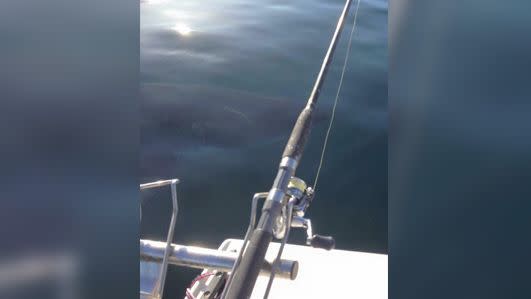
<box><xmin>279</xmin><ymin>157</ymin><xmax>298</xmax><ymax>171</ymax></box>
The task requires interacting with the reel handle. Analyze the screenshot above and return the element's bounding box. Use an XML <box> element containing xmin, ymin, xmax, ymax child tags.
<box><xmin>309</xmin><ymin>234</ymin><xmax>335</xmax><ymax>250</ymax></box>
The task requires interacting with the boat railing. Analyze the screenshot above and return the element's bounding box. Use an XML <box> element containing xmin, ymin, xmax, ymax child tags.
<box><xmin>139</xmin><ymin>179</ymin><xmax>298</xmax><ymax>299</ymax></box>
<box><xmin>140</xmin><ymin>179</ymin><xmax>179</xmax><ymax>299</ymax></box>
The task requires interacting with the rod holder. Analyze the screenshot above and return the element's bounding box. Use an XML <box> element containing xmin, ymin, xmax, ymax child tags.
<box><xmin>140</xmin><ymin>240</ymin><xmax>298</xmax><ymax>280</ymax></box>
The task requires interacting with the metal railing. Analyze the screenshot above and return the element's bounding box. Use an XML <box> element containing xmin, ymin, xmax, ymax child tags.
<box><xmin>140</xmin><ymin>179</ymin><xmax>179</xmax><ymax>299</ymax></box>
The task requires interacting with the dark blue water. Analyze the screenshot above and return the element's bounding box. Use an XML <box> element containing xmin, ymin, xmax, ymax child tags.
<box><xmin>140</xmin><ymin>0</ymin><xmax>387</xmax><ymax>295</ymax></box>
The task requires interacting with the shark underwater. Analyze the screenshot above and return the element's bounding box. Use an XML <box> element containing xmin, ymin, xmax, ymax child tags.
<box><xmin>140</xmin><ymin>82</ymin><xmax>327</xmax><ymax>180</ymax></box>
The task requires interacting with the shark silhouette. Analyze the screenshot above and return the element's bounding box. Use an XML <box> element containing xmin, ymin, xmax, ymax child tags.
<box><xmin>140</xmin><ymin>83</ymin><xmax>327</xmax><ymax>179</ymax></box>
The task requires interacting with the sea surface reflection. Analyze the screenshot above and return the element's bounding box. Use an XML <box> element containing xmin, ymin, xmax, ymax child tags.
<box><xmin>141</xmin><ymin>0</ymin><xmax>387</xmax><ymax>296</ymax></box>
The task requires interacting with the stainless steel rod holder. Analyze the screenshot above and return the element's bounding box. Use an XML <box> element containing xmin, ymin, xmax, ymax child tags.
<box><xmin>140</xmin><ymin>240</ymin><xmax>298</xmax><ymax>280</ymax></box>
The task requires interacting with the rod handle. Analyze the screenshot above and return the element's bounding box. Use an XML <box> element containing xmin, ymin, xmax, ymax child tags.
<box><xmin>282</xmin><ymin>107</ymin><xmax>313</xmax><ymax>162</ymax></box>
<box><xmin>309</xmin><ymin>234</ymin><xmax>335</xmax><ymax>250</ymax></box>
<box><xmin>223</xmin><ymin>229</ymin><xmax>273</xmax><ymax>299</ymax></box>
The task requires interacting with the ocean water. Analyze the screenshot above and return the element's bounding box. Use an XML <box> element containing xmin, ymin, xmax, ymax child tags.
<box><xmin>140</xmin><ymin>0</ymin><xmax>387</xmax><ymax>296</ymax></box>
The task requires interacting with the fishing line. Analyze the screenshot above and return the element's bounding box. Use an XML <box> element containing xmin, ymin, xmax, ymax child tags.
<box><xmin>313</xmin><ymin>0</ymin><xmax>361</xmax><ymax>192</ymax></box>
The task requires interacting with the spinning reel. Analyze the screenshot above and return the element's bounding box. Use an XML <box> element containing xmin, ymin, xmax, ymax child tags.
<box><xmin>211</xmin><ymin>177</ymin><xmax>335</xmax><ymax>299</ymax></box>
<box><xmin>278</xmin><ymin>177</ymin><xmax>335</xmax><ymax>250</ymax></box>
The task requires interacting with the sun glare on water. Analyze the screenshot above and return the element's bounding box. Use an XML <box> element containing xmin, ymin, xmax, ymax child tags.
<box><xmin>172</xmin><ymin>24</ymin><xmax>192</xmax><ymax>36</ymax></box>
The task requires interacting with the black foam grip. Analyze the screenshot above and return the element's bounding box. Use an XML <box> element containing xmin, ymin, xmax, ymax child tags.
<box><xmin>224</xmin><ymin>229</ymin><xmax>273</xmax><ymax>299</ymax></box>
<box><xmin>310</xmin><ymin>235</ymin><xmax>335</xmax><ymax>250</ymax></box>
<box><xmin>282</xmin><ymin>107</ymin><xmax>313</xmax><ymax>161</ymax></box>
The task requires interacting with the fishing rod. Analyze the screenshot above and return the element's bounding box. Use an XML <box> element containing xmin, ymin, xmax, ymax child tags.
<box><xmin>222</xmin><ymin>0</ymin><xmax>356</xmax><ymax>298</ymax></box>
